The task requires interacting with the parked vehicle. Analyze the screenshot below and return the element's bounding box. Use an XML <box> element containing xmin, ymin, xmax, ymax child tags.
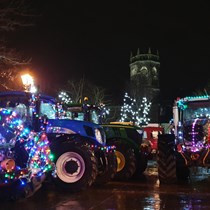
<box><xmin>0</xmin><ymin>108</ymin><xmax>55</xmax><ymax>200</ymax></box>
<box><xmin>61</xmin><ymin>102</ymin><xmax>150</xmax><ymax>180</ymax></box>
<box><xmin>142</xmin><ymin>124</ymin><xmax>164</xmax><ymax>156</ymax></box>
<box><xmin>101</xmin><ymin>122</ymin><xmax>149</xmax><ymax>180</ymax></box>
<box><xmin>0</xmin><ymin>91</ymin><xmax>117</xmax><ymax>199</ymax></box>
<box><xmin>157</xmin><ymin>95</ymin><xmax>210</xmax><ymax>184</ymax></box>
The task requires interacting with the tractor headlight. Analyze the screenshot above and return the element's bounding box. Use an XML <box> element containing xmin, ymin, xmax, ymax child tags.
<box><xmin>95</xmin><ymin>128</ymin><xmax>103</xmax><ymax>144</ymax></box>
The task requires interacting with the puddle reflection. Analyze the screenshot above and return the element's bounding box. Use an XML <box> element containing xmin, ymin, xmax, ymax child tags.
<box><xmin>1</xmin><ymin>161</ymin><xmax>210</xmax><ymax>209</ymax></box>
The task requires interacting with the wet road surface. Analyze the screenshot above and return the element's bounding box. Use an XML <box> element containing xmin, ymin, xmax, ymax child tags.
<box><xmin>1</xmin><ymin>160</ymin><xmax>210</xmax><ymax>210</ymax></box>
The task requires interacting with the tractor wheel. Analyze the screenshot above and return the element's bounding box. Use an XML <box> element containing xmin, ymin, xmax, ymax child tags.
<box><xmin>94</xmin><ymin>150</ymin><xmax>117</xmax><ymax>184</ymax></box>
<box><xmin>176</xmin><ymin>153</ymin><xmax>190</xmax><ymax>181</ymax></box>
<box><xmin>133</xmin><ymin>152</ymin><xmax>149</xmax><ymax>178</ymax></box>
<box><xmin>111</xmin><ymin>142</ymin><xmax>137</xmax><ymax>181</ymax></box>
<box><xmin>157</xmin><ymin>134</ymin><xmax>176</xmax><ymax>184</ymax></box>
<box><xmin>176</xmin><ymin>165</ymin><xmax>190</xmax><ymax>181</ymax></box>
<box><xmin>52</xmin><ymin>144</ymin><xmax>98</xmax><ymax>192</ymax></box>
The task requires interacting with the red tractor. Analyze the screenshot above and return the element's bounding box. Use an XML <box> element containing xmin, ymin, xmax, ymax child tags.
<box><xmin>142</xmin><ymin>124</ymin><xmax>164</xmax><ymax>158</ymax></box>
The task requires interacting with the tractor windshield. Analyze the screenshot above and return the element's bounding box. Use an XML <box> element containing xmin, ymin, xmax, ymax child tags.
<box><xmin>182</xmin><ymin>101</ymin><xmax>210</xmax><ymax>121</ymax></box>
<box><xmin>40</xmin><ymin>102</ymin><xmax>56</xmax><ymax>119</ymax></box>
<box><xmin>65</xmin><ymin>108</ymin><xmax>100</xmax><ymax>123</ymax></box>
<box><xmin>0</xmin><ymin>91</ymin><xmax>57</xmax><ymax>121</ymax></box>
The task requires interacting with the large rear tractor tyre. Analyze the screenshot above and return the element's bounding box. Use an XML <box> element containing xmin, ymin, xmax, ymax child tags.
<box><xmin>94</xmin><ymin>151</ymin><xmax>117</xmax><ymax>184</ymax></box>
<box><xmin>176</xmin><ymin>153</ymin><xmax>190</xmax><ymax>181</ymax></box>
<box><xmin>52</xmin><ymin>144</ymin><xmax>98</xmax><ymax>192</ymax></box>
<box><xmin>111</xmin><ymin>142</ymin><xmax>137</xmax><ymax>181</ymax></box>
<box><xmin>157</xmin><ymin>134</ymin><xmax>176</xmax><ymax>184</ymax></box>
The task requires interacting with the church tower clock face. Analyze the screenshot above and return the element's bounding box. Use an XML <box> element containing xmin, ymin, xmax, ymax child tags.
<box><xmin>131</xmin><ymin>65</ymin><xmax>137</xmax><ymax>77</ymax></box>
<box><xmin>152</xmin><ymin>67</ymin><xmax>158</xmax><ymax>79</ymax></box>
<box><xmin>140</xmin><ymin>66</ymin><xmax>148</xmax><ymax>76</ymax></box>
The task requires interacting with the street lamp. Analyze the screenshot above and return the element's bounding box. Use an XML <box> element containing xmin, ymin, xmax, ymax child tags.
<box><xmin>21</xmin><ymin>74</ymin><xmax>37</xmax><ymax>93</ymax></box>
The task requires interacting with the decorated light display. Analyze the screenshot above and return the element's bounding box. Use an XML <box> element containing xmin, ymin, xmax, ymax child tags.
<box><xmin>58</xmin><ymin>91</ymin><xmax>72</xmax><ymax>104</ymax></box>
<box><xmin>0</xmin><ymin>107</ymin><xmax>55</xmax><ymax>194</ymax></box>
<box><xmin>57</xmin><ymin>92</ymin><xmax>110</xmax><ymax>124</ymax></box>
<box><xmin>119</xmin><ymin>92</ymin><xmax>151</xmax><ymax>126</ymax></box>
<box><xmin>175</xmin><ymin>94</ymin><xmax>210</xmax><ymax>153</ymax></box>
<box><xmin>97</xmin><ymin>103</ymin><xmax>110</xmax><ymax>124</ymax></box>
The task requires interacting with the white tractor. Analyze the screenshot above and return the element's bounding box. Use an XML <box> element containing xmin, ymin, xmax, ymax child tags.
<box><xmin>157</xmin><ymin>95</ymin><xmax>210</xmax><ymax>183</ymax></box>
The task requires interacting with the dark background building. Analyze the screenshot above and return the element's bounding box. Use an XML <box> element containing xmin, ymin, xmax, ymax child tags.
<box><xmin>129</xmin><ymin>48</ymin><xmax>161</xmax><ymax>123</ymax></box>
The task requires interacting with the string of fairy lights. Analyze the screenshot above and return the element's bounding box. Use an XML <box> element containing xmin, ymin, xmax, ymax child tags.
<box><xmin>57</xmin><ymin>91</ymin><xmax>152</xmax><ymax>126</ymax></box>
<box><xmin>0</xmin><ymin>105</ymin><xmax>55</xmax><ymax>186</ymax></box>
<box><xmin>119</xmin><ymin>92</ymin><xmax>151</xmax><ymax>126</ymax></box>
<box><xmin>176</xmin><ymin>95</ymin><xmax>210</xmax><ymax>153</ymax></box>
<box><xmin>58</xmin><ymin>91</ymin><xmax>73</xmax><ymax>104</ymax></box>
<box><xmin>57</xmin><ymin>91</ymin><xmax>110</xmax><ymax>123</ymax></box>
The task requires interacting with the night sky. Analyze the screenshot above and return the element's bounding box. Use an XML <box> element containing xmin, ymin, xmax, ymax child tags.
<box><xmin>11</xmin><ymin>1</ymin><xmax>210</xmax><ymax>104</ymax></box>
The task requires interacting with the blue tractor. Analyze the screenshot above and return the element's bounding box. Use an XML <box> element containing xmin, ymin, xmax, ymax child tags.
<box><xmin>0</xmin><ymin>91</ymin><xmax>117</xmax><ymax>197</ymax></box>
<box><xmin>63</xmin><ymin>102</ymin><xmax>149</xmax><ymax>181</ymax></box>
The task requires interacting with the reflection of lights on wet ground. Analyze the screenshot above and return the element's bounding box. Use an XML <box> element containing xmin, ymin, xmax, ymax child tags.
<box><xmin>179</xmin><ymin>195</ymin><xmax>203</xmax><ymax>210</ymax></box>
<box><xmin>144</xmin><ymin>193</ymin><xmax>160</xmax><ymax>210</ymax></box>
<box><xmin>153</xmin><ymin>193</ymin><xmax>161</xmax><ymax>210</ymax></box>
<box><xmin>115</xmin><ymin>192</ymin><xmax>161</xmax><ymax>210</ymax></box>
<box><xmin>190</xmin><ymin>166</ymin><xmax>210</xmax><ymax>175</ymax></box>
<box><xmin>155</xmin><ymin>179</ymin><xmax>160</xmax><ymax>187</ymax></box>
<box><xmin>145</xmin><ymin>160</ymin><xmax>158</xmax><ymax>176</ymax></box>
<box><xmin>56</xmin><ymin>200</ymin><xmax>83</xmax><ymax>210</ymax></box>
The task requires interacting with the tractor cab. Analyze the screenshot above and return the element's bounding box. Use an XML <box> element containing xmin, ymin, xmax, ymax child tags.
<box><xmin>142</xmin><ymin>124</ymin><xmax>164</xmax><ymax>154</ymax></box>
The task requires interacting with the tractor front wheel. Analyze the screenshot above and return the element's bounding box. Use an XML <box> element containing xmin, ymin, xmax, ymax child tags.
<box><xmin>52</xmin><ymin>144</ymin><xmax>98</xmax><ymax>192</ymax></box>
<box><xmin>110</xmin><ymin>141</ymin><xmax>137</xmax><ymax>181</ymax></box>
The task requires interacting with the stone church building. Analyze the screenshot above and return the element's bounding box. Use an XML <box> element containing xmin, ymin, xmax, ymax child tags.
<box><xmin>129</xmin><ymin>48</ymin><xmax>160</xmax><ymax>123</ymax></box>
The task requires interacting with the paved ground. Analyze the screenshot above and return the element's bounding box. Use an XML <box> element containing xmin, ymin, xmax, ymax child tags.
<box><xmin>1</xmin><ymin>160</ymin><xmax>210</xmax><ymax>210</ymax></box>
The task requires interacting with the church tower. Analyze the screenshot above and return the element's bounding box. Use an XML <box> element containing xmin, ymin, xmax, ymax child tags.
<box><xmin>129</xmin><ymin>48</ymin><xmax>160</xmax><ymax>123</ymax></box>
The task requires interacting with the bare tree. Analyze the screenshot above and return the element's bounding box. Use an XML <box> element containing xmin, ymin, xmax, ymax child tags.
<box><xmin>64</xmin><ymin>76</ymin><xmax>85</xmax><ymax>103</ymax></box>
<box><xmin>92</xmin><ymin>86</ymin><xmax>106</xmax><ymax>104</ymax></box>
<box><xmin>60</xmin><ymin>76</ymin><xmax>109</xmax><ymax>105</ymax></box>
<box><xmin>0</xmin><ymin>0</ymin><xmax>35</xmax><ymax>91</ymax></box>
<box><xmin>0</xmin><ymin>0</ymin><xmax>35</xmax><ymax>31</ymax></box>
<box><xmin>0</xmin><ymin>44</ymin><xmax>32</xmax><ymax>91</ymax></box>
<box><xmin>85</xmin><ymin>80</ymin><xmax>113</xmax><ymax>105</ymax></box>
